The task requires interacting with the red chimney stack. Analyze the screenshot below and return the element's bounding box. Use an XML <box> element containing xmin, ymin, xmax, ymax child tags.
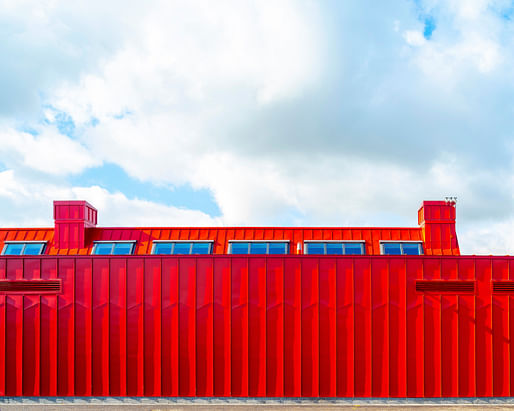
<box><xmin>53</xmin><ymin>200</ymin><xmax>97</xmax><ymax>250</ymax></box>
<box><xmin>418</xmin><ymin>200</ymin><xmax>459</xmax><ymax>255</ymax></box>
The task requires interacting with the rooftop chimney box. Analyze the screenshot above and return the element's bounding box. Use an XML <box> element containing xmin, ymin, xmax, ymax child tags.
<box><xmin>418</xmin><ymin>200</ymin><xmax>458</xmax><ymax>255</ymax></box>
<box><xmin>53</xmin><ymin>200</ymin><xmax>97</xmax><ymax>250</ymax></box>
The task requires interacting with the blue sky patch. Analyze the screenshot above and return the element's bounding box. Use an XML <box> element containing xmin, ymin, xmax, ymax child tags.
<box><xmin>54</xmin><ymin>111</ymin><xmax>75</xmax><ymax>136</ymax></box>
<box><xmin>412</xmin><ymin>0</ymin><xmax>436</xmax><ymax>39</ymax></box>
<box><xmin>19</xmin><ymin>125</ymin><xmax>40</xmax><ymax>136</ymax></box>
<box><xmin>423</xmin><ymin>16</ymin><xmax>436</xmax><ymax>39</ymax></box>
<box><xmin>70</xmin><ymin>163</ymin><xmax>221</xmax><ymax>217</ymax></box>
<box><xmin>41</xmin><ymin>105</ymin><xmax>76</xmax><ymax>136</ymax></box>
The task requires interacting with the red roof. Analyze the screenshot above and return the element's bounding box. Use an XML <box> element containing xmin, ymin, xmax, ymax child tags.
<box><xmin>0</xmin><ymin>200</ymin><xmax>460</xmax><ymax>256</ymax></box>
<box><xmin>0</xmin><ymin>226</ymin><xmax>426</xmax><ymax>255</ymax></box>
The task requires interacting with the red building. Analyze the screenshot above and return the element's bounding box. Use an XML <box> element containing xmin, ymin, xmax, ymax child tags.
<box><xmin>0</xmin><ymin>199</ymin><xmax>512</xmax><ymax>397</ymax></box>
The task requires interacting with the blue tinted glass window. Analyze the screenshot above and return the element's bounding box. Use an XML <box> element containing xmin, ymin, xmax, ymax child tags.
<box><xmin>153</xmin><ymin>243</ymin><xmax>173</xmax><ymax>254</ymax></box>
<box><xmin>94</xmin><ymin>243</ymin><xmax>114</xmax><ymax>255</ymax></box>
<box><xmin>402</xmin><ymin>243</ymin><xmax>422</xmax><ymax>255</ymax></box>
<box><xmin>307</xmin><ymin>243</ymin><xmax>325</xmax><ymax>255</ymax></box>
<box><xmin>4</xmin><ymin>243</ymin><xmax>24</xmax><ymax>255</ymax></box>
<box><xmin>382</xmin><ymin>243</ymin><xmax>402</xmax><ymax>255</ymax></box>
<box><xmin>192</xmin><ymin>243</ymin><xmax>211</xmax><ymax>254</ymax></box>
<box><xmin>326</xmin><ymin>243</ymin><xmax>343</xmax><ymax>255</ymax></box>
<box><xmin>231</xmin><ymin>243</ymin><xmax>249</xmax><ymax>254</ymax></box>
<box><xmin>269</xmin><ymin>242</ymin><xmax>287</xmax><ymax>255</ymax></box>
<box><xmin>24</xmin><ymin>243</ymin><xmax>44</xmax><ymax>255</ymax></box>
<box><xmin>173</xmin><ymin>243</ymin><xmax>191</xmax><ymax>254</ymax></box>
<box><xmin>345</xmin><ymin>243</ymin><xmax>364</xmax><ymax>255</ymax></box>
<box><xmin>113</xmin><ymin>243</ymin><xmax>133</xmax><ymax>255</ymax></box>
<box><xmin>250</xmin><ymin>243</ymin><xmax>267</xmax><ymax>254</ymax></box>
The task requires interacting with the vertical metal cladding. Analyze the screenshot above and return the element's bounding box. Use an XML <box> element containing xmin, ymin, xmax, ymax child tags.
<box><xmin>0</xmin><ymin>255</ymin><xmax>514</xmax><ymax>398</ymax></box>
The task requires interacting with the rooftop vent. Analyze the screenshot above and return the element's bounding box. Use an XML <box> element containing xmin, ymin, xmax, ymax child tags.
<box><xmin>0</xmin><ymin>279</ymin><xmax>62</xmax><ymax>294</ymax></box>
<box><xmin>492</xmin><ymin>281</ymin><xmax>514</xmax><ymax>293</ymax></box>
<box><xmin>416</xmin><ymin>280</ymin><xmax>475</xmax><ymax>294</ymax></box>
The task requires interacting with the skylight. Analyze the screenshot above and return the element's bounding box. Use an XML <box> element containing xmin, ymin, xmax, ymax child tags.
<box><xmin>1</xmin><ymin>242</ymin><xmax>46</xmax><ymax>256</ymax></box>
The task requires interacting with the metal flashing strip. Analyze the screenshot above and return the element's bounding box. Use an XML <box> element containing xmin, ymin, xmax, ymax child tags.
<box><xmin>152</xmin><ymin>240</ymin><xmax>214</xmax><ymax>243</ymax></box>
<box><xmin>228</xmin><ymin>240</ymin><xmax>291</xmax><ymax>242</ymax></box>
<box><xmin>304</xmin><ymin>240</ymin><xmax>365</xmax><ymax>243</ymax></box>
<box><xmin>3</xmin><ymin>240</ymin><xmax>49</xmax><ymax>243</ymax></box>
<box><xmin>2</xmin><ymin>396</ymin><xmax>514</xmax><ymax>405</ymax></box>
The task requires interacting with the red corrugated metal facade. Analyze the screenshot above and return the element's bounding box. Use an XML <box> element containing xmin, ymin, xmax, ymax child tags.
<box><xmin>1</xmin><ymin>200</ymin><xmax>512</xmax><ymax>398</ymax></box>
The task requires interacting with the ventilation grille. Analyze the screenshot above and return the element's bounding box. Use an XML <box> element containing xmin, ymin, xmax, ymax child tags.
<box><xmin>493</xmin><ymin>281</ymin><xmax>514</xmax><ymax>293</ymax></box>
<box><xmin>0</xmin><ymin>280</ymin><xmax>62</xmax><ymax>294</ymax></box>
<box><xmin>416</xmin><ymin>280</ymin><xmax>475</xmax><ymax>294</ymax></box>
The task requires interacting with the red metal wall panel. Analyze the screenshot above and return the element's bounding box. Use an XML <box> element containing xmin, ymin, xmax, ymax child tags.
<box><xmin>126</xmin><ymin>259</ymin><xmax>144</xmax><ymax>396</ymax></box>
<box><xmin>110</xmin><ymin>258</ymin><xmax>127</xmax><ymax>396</ymax></box>
<box><xmin>0</xmin><ymin>259</ymin><xmax>5</xmax><ymax>396</ymax></box>
<box><xmin>476</xmin><ymin>259</ymin><xmax>492</xmax><ymax>396</ymax></box>
<box><xmin>92</xmin><ymin>258</ymin><xmax>108</xmax><ymax>396</ymax></box>
<box><xmin>372</xmin><ymin>259</ymin><xmax>388</xmax><ymax>397</ymax></box>
<box><xmin>231</xmin><ymin>257</ymin><xmax>248</xmax><ymax>396</ymax></box>
<box><xmin>144</xmin><ymin>258</ymin><xmax>161</xmax><ymax>396</ymax></box>
<box><xmin>389</xmin><ymin>258</ymin><xmax>406</xmax><ymax>397</ymax></box>
<box><xmin>22</xmin><ymin>259</ymin><xmax>40</xmax><ymax>396</ymax></box>
<box><xmin>458</xmin><ymin>258</ymin><xmax>475</xmax><ymax>397</ymax></box>
<box><xmin>301</xmin><ymin>258</ymin><xmax>319</xmax><ymax>397</ymax></box>
<box><xmin>162</xmin><ymin>258</ymin><xmax>179</xmax><ymax>396</ymax></box>
<box><xmin>213</xmin><ymin>257</ymin><xmax>231</xmax><ymax>396</ymax></box>
<box><xmin>354</xmin><ymin>258</ymin><xmax>371</xmax><ymax>397</ymax></box>
<box><xmin>75</xmin><ymin>258</ymin><xmax>92</xmax><ymax>396</ymax></box>
<box><xmin>423</xmin><ymin>258</ymin><xmax>441</xmax><ymax>397</ymax></box>
<box><xmin>441</xmin><ymin>258</ymin><xmax>459</xmax><ymax>397</ymax></box>
<box><xmin>319</xmin><ymin>258</ymin><xmax>336</xmax><ymax>397</ymax></box>
<box><xmin>40</xmin><ymin>259</ymin><xmax>57</xmax><ymax>396</ymax></box>
<box><xmin>336</xmin><ymin>258</ymin><xmax>354</xmax><ymax>397</ymax></box>
<box><xmin>179</xmin><ymin>258</ymin><xmax>196</xmax><ymax>396</ymax></box>
<box><xmin>58</xmin><ymin>258</ymin><xmax>75</xmax><ymax>396</ymax></box>
<box><xmin>248</xmin><ymin>257</ymin><xmax>266</xmax><ymax>397</ymax></box>
<box><xmin>510</xmin><ymin>259</ymin><xmax>514</xmax><ymax>396</ymax></box>
<box><xmin>196</xmin><ymin>257</ymin><xmax>213</xmax><ymax>396</ymax></box>
<box><xmin>406</xmin><ymin>258</ymin><xmax>423</xmax><ymax>397</ymax></box>
<box><xmin>492</xmin><ymin>259</ymin><xmax>509</xmax><ymax>396</ymax></box>
<box><xmin>0</xmin><ymin>254</ymin><xmax>513</xmax><ymax>399</ymax></box>
<box><xmin>283</xmin><ymin>258</ymin><xmax>301</xmax><ymax>397</ymax></box>
<box><xmin>5</xmin><ymin>259</ymin><xmax>23</xmax><ymax>396</ymax></box>
<box><xmin>266</xmin><ymin>257</ymin><xmax>284</xmax><ymax>397</ymax></box>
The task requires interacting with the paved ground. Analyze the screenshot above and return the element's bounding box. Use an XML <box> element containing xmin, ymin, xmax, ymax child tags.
<box><xmin>3</xmin><ymin>406</ymin><xmax>514</xmax><ymax>411</ymax></box>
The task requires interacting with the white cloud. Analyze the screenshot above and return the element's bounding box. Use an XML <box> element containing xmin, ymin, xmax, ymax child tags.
<box><xmin>403</xmin><ymin>30</ymin><xmax>427</xmax><ymax>46</ymax></box>
<box><xmin>0</xmin><ymin>126</ymin><xmax>98</xmax><ymax>175</ymax></box>
<box><xmin>0</xmin><ymin>169</ymin><xmax>220</xmax><ymax>227</ymax></box>
<box><xmin>50</xmin><ymin>0</ymin><xmax>323</xmax><ymax>123</ymax></box>
<box><xmin>0</xmin><ymin>0</ymin><xmax>513</xmax><ymax>255</ymax></box>
<box><xmin>70</xmin><ymin>186</ymin><xmax>222</xmax><ymax>227</ymax></box>
<box><xmin>459</xmin><ymin>219</ymin><xmax>514</xmax><ymax>255</ymax></box>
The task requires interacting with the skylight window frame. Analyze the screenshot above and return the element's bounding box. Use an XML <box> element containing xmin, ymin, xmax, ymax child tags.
<box><xmin>91</xmin><ymin>240</ymin><xmax>136</xmax><ymax>255</ymax></box>
<box><xmin>151</xmin><ymin>240</ymin><xmax>214</xmax><ymax>255</ymax></box>
<box><xmin>379</xmin><ymin>241</ymin><xmax>424</xmax><ymax>256</ymax></box>
<box><xmin>304</xmin><ymin>240</ymin><xmax>366</xmax><ymax>256</ymax></box>
<box><xmin>1</xmin><ymin>241</ymin><xmax>47</xmax><ymax>256</ymax></box>
<box><xmin>228</xmin><ymin>240</ymin><xmax>290</xmax><ymax>255</ymax></box>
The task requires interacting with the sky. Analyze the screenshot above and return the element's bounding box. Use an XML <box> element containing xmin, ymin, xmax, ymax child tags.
<box><xmin>0</xmin><ymin>0</ymin><xmax>513</xmax><ymax>255</ymax></box>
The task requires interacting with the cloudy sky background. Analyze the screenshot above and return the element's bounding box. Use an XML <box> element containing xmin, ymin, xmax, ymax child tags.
<box><xmin>0</xmin><ymin>0</ymin><xmax>513</xmax><ymax>254</ymax></box>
